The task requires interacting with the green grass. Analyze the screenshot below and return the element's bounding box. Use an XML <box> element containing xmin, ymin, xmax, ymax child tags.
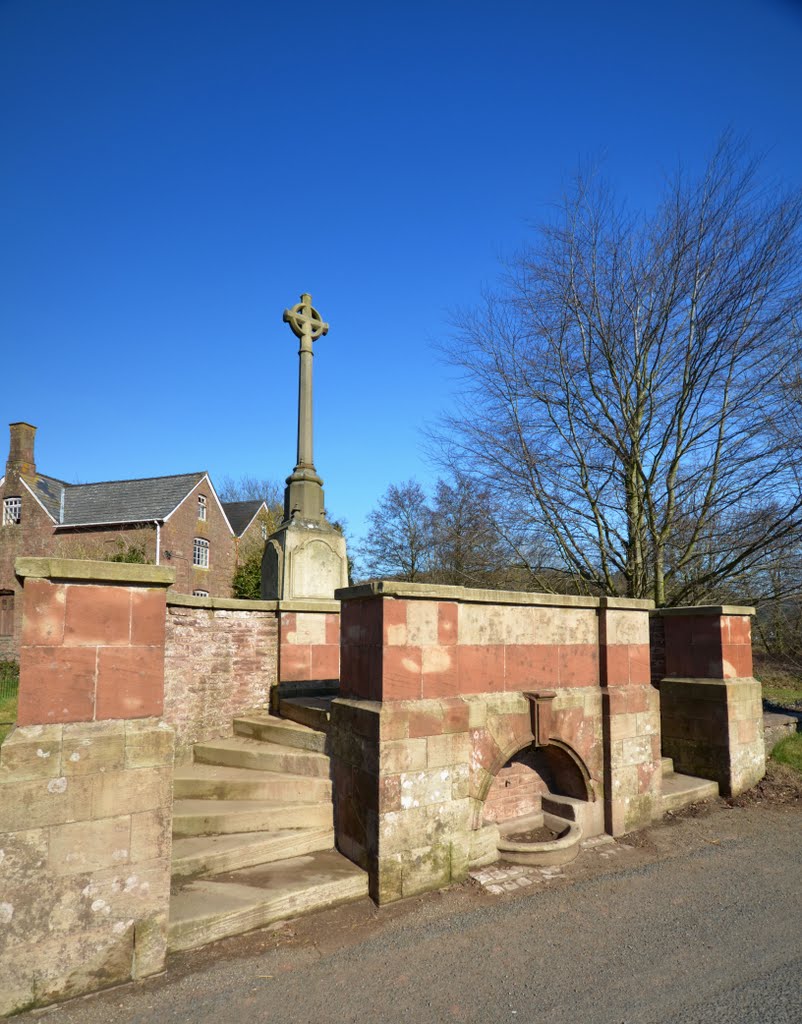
<box><xmin>0</xmin><ymin>660</ymin><xmax>19</xmax><ymax>745</ymax></box>
<box><xmin>771</xmin><ymin>733</ymin><xmax>802</xmax><ymax>775</ymax></box>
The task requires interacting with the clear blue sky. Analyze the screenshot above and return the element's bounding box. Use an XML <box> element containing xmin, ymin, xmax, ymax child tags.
<box><xmin>2</xmin><ymin>0</ymin><xmax>801</xmax><ymax>544</ymax></box>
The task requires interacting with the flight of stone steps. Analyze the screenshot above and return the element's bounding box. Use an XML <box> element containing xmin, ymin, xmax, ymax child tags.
<box><xmin>660</xmin><ymin>755</ymin><xmax>719</xmax><ymax>812</ymax></box>
<box><xmin>167</xmin><ymin>697</ymin><xmax>367</xmax><ymax>952</ymax></box>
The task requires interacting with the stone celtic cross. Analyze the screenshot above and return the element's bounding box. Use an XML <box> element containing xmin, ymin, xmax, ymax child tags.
<box><xmin>282</xmin><ymin>293</ymin><xmax>330</xmax><ymax>520</ymax></box>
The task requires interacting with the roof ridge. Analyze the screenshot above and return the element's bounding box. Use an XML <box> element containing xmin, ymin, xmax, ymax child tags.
<box><xmin>68</xmin><ymin>471</ymin><xmax>207</xmax><ymax>488</ymax></box>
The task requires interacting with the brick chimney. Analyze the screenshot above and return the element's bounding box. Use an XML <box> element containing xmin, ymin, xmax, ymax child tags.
<box><xmin>6</xmin><ymin>422</ymin><xmax>37</xmax><ymax>478</ymax></box>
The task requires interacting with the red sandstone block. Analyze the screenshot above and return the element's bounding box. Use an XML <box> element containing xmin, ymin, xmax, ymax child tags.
<box><xmin>604</xmin><ymin>689</ymin><xmax>628</xmax><ymax>714</ymax></box>
<box><xmin>96</xmin><ymin>646</ymin><xmax>164</xmax><ymax>719</ymax></box>
<box><xmin>382</xmin><ymin>598</ymin><xmax>408</xmax><ymax>645</ymax></box>
<box><xmin>628</xmin><ymin>644</ymin><xmax>652</xmax><ymax>685</ymax></box>
<box><xmin>130</xmin><ymin>589</ymin><xmax>166</xmax><ymax>647</ymax></box>
<box><xmin>558</xmin><ymin>644</ymin><xmax>599</xmax><ymax>687</ymax></box>
<box><xmin>625</xmin><ymin>686</ymin><xmax>654</xmax><ymax>714</ymax></box>
<box><xmin>504</xmin><ymin>644</ymin><xmax>559</xmax><ymax>690</ymax></box>
<box><xmin>438</xmin><ymin>602</ymin><xmax>458</xmax><ymax>646</ymax></box>
<box><xmin>408</xmin><ymin>708</ymin><xmax>444</xmax><ymax>738</ymax></box>
<box><xmin>64</xmin><ymin>585</ymin><xmax>130</xmax><ymax>647</ymax></box>
<box><xmin>325</xmin><ymin>612</ymin><xmax>340</xmax><ymax>646</ymax></box>
<box><xmin>604</xmin><ymin>645</ymin><xmax>630</xmax><ymax>686</ymax></box>
<box><xmin>280</xmin><ymin>643</ymin><xmax>312</xmax><ymax>681</ymax></box>
<box><xmin>311</xmin><ymin>643</ymin><xmax>339</xmax><ymax>680</ymax></box>
<box><xmin>420</xmin><ymin>645</ymin><xmax>459</xmax><ymax>699</ymax></box>
<box><xmin>343</xmin><ymin>645</ymin><xmax>382</xmax><ymax>700</ymax></box>
<box><xmin>281</xmin><ymin>612</ymin><xmax>297</xmax><ymax>637</ymax></box>
<box><xmin>722</xmin><ymin>643</ymin><xmax>752</xmax><ymax>679</ymax></box>
<box><xmin>17</xmin><ymin>646</ymin><xmax>97</xmax><ymax>724</ymax></box>
<box><xmin>637</xmin><ymin>761</ymin><xmax>658</xmax><ymax>794</ymax></box>
<box><xmin>457</xmin><ymin>644</ymin><xmax>504</xmax><ymax>695</ymax></box>
<box><xmin>21</xmin><ymin>579</ymin><xmax>66</xmax><ymax>647</ymax></box>
<box><xmin>442</xmin><ymin>702</ymin><xmax>471</xmax><ymax>734</ymax></box>
<box><xmin>382</xmin><ymin>646</ymin><xmax>422</xmax><ymax>700</ymax></box>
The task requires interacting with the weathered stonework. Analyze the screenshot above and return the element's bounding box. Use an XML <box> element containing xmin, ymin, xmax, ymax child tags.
<box><xmin>0</xmin><ymin>560</ymin><xmax>176</xmax><ymax>1015</ymax></box>
<box><xmin>655</xmin><ymin>607</ymin><xmax>764</xmax><ymax>797</ymax></box>
<box><xmin>331</xmin><ymin>583</ymin><xmax>657</xmax><ymax>902</ymax></box>
<box><xmin>0</xmin><ymin>718</ymin><xmax>175</xmax><ymax>1016</ymax></box>
<box><xmin>278</xmin><ymin>603</ymin><xmax>340</xmax><ymax>690</ymax></box>
<box><xmin>164</xmin><ymin>595</ymin><xmax>278</xmax><ymax>760</ymax></box>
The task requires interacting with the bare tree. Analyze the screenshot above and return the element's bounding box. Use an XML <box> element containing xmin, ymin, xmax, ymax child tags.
<box><xmin>357</xmin><ymin>480</ymin><xmax>433</xmax><ymax>582</ymax></box>
<box><xmin>217</xmin><ymin>474</ymin><xmax>283</xmax><ymax>510</ymax></box>
<box><xmin>438</xmin><ymin>137</ymin><xmax>802</xmax><ymax>605</ymax></box>
<box><xmin>429</xmin><ymin>473</ymin><xmax>511</xmax><ymax>587</ymax></box>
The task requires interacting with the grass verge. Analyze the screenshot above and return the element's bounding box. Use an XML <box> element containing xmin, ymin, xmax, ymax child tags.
<box><xmin>771</xmin><ymin>733</ymin><xmax>802</xmax><ymax>775</ymax></box>
<box><xmin>0</xmin><ymin>659</ymin><xmax>19</xmax><ymax>745</ymax></box>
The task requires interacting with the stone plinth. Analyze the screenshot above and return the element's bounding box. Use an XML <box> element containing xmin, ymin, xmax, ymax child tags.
<box><xmin>0</xmin><ymin>718</ymin><xmax>175</xmax><ymax>1016</ymax></box>
<box><xmin>0</xmin><ymin>559</ymin><xmax>177</xmax><ymax>1015</ymax></box>
<box><xmin>262</xmin><ymin>519</ymin><xmax>348</xmax><ymax>601</ymax></box>
<box><xmin>330</xmin><ymin>582</ymin><xmax>657</xmax><ymax>902</ymax></box>
<box><xmin>655</xmin><ymin>606</ymin><xmax>764</xmax><ymax>797</ymax></box>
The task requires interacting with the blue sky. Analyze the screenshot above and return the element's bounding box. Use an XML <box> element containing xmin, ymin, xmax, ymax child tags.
<box><xmin>2</xmin><ymin>0</ymin><xmax>801</xmax><ymax>545</ymax></box>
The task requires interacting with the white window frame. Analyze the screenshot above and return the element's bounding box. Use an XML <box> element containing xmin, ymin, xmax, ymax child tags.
<box><xmin>261</xmin><ymin>523</ymin><xmax>268</xmax><ymax>540</ymax></box>
<box><xmin>198</xmin><ymin>494</ymin><xmax>207</xmax><ymax>521</ymax></box>
<box><xmin>193</xmin><ymin>537</ymin><xmax>209</xmax><ymax>568</ymax></box>
<box><xmin>3</xmin><ymin>497</ymin><xmax>21</xmax><ymax>526</ymax></box>
<box><xmin>192</xmin><ymin>589</ymin><xmax>209</xmax><ymax>597</ymax></box>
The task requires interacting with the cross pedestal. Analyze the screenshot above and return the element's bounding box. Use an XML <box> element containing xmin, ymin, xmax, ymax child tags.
<box><xmin>261</xmin><ymin>293</ymin><xmax>349</xmax><ymax>601</ymax></box>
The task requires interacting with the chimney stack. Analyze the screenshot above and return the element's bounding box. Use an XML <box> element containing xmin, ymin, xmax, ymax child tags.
<box><xmin>7</xmin><ymin>422</ymin><xmax>37</xmax><ymax>478</ymax></box>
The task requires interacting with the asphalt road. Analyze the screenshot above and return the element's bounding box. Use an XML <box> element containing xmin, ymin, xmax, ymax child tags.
<box><xmin>19</xmin><ymin>803</ymin><xmax>802</xmax><ymax>1024</ymax></box>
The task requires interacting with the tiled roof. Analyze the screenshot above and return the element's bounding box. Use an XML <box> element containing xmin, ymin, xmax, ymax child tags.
<box><xmin>23</xmin><ymin>472</ymin><xmax>206</xmax><ymax>526</ymax></box>
<box><xmin>222</xmin><ymin>500</ymin><xmax>265</xmax><ymax>537</ymax></box>
<box><xmin>24</xmin><ymin>474</ymin><xmax>67</xmax><ymax>521</ymax></box>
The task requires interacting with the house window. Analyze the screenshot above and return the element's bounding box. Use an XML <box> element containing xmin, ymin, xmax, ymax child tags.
<box><xmin>261</xmin><ymin>523</ymin><xmax>268</xmax><ymax>540</ymax></box>
<box><xmin>198</xmin><ymin>494</ymin><xmax>207</xmax><ymax>521</ymax></box>
<box><xmin>2</xmin><ymin>497</ymin><xmax>21</xmax><ymax>525</ymax></box>
<box><xmin>0</xmin><ymin>591</ymin><xmax>13</xmax><ymax>636</ymax></box>
<box><xmin>193</xmin><ymin>537</ymin><xmax>209</xmax><ymax>568</ymax></box>
<box><xmin>192</xmin><ymin>590</ymin><xmax>209</xmax><ymax>597</ymax></box>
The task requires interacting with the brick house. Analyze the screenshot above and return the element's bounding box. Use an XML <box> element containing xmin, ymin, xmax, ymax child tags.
<box><xmin>0</xmin><ymin>422</ymin><xmax>269</xmax><ymax>658</ymax></box>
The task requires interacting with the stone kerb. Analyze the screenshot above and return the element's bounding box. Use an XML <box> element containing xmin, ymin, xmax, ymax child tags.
<box><xmin>1</xmin><ymin>558</ymin><xmax>176</xmax><ymax>1015</ymax></box>
<box><xmin>654</xmin><ymin>605</ymin><xmax>764</xmax><ymax>796</ymax></box>
<box><xmin>331</xmin><ymin>582</ymin><xmax>657</xmax><ymax>903</ymax></box>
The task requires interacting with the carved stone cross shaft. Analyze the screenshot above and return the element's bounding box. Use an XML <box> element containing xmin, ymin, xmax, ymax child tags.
<box><xmin>282</xmin><ymin>293</ymin><xmax>330</xmax><ymax>520</ymax></box>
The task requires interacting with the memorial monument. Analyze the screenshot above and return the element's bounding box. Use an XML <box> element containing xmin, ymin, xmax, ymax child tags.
<box><xmin>261</xmin><ymin>292</ymin><xmax>349</xmax><ymax>600</ymax></box>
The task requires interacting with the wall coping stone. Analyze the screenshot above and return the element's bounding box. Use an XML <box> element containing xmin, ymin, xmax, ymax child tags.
<box><xmin>15</xmin><ymin>556</ymin><xmax>176</xmax><ymax>587</ymax></box>
<box><xmin>655</xmin><ymin>605</ymin><xmax>755</xmax><ymax>618</ymax></box>
<box><xmin>336</xmin><ymin>580</ymin><xmax>653</xmax><ymax>611</ymax></box>
<box><xmin>167</xmin><ymin>593</ymin><xmax>340</xmax><ymax>613</ymax></box>
<box><xmin>168</xmin><ymin>592</ymin><xmax>279</xmax><ymax>611</ymax></box>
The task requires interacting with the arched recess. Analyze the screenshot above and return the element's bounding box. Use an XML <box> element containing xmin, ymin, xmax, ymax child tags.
<box><xmin>476</xmin><ymin>735</ymin><xmax>595</xmax><ymax>828</ymax></box>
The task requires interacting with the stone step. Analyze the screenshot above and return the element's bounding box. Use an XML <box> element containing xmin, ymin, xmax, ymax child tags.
<box><xmin>233</xmin><ymin>712</ymin><xmax>327</xmax><ymax>753</ymax></box>
<box><xmin>174</xmin><ymin>764</ymin><xmax>331</xmax><ymax>803</ymax></box>
<box><xmin>661</xmin><ymin>771</ymin><xmax>719</xmax><ymax>814</ymax></box>
<box><xmin>168</xmin><ymin>849</ymin><xmax>369</xmax><ymax>952</ymax></box>
<box><xmin>193</xmin><ymin>737</ymin><xmax>331</xmax><ymax>778</ymax></box>
<box><xmin>173</xmin><ymin>798</ymin><xmax>332</xmax><ymax>838</ymax></box>
<box><xmin>279</xmin><ymin>697</ymin><xmax>333</xmax><ymax>733</ymax></box>
<box><xmin>661</xmin><ymin>756</ymin><xmax>674</xmax><ymax>777</ymax></box>
<box><xmin>171</xmin><ymin>827</ymin><xmax>334</xmax><ymax>878</ymax></box>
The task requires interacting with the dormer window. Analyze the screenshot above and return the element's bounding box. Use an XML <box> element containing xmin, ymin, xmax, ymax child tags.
<box><xmin>193</xmin><ymin>537</ymin><xmax>209</xmax><ymax>568</ymax></box>
<box><xmin>2</xmin><ymin>497</ymin><xmax>21</xmax><ymax>525</ymax></box>
<box><xmin>198</xmin><ymin>494</ymin><xmax>207</xmax><ymax>521</ymax></box>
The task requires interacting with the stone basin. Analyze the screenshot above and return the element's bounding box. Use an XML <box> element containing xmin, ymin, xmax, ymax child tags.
<box><xmin>497</xmin><ymin>810</ymin><xmax>582</xmax><ymax>867</ymax></box>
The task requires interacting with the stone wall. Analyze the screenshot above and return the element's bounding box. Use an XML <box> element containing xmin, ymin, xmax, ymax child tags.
<box><xmin>656</xmin><ymin>606</ymin><xmax>764</xmax><ymax>796</ymax></box>
<box><xmin>0</xmin><ymin>559</ymin><xmax>175</xmax><ymax>1016</ymax></box>
<box><xmin>164</xmin><ymin>594</ymin><xmax>278</xmax><ymax>760</ymax></box>
<box><xmin>331</xmin><ymin>582</ymin><xmax>656</xmax><ymax>903</ymax></box>
<box><xmin>278</xmin><ymin>603</ymin><xmax>340</xmax><ymax>692</ymax></box>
